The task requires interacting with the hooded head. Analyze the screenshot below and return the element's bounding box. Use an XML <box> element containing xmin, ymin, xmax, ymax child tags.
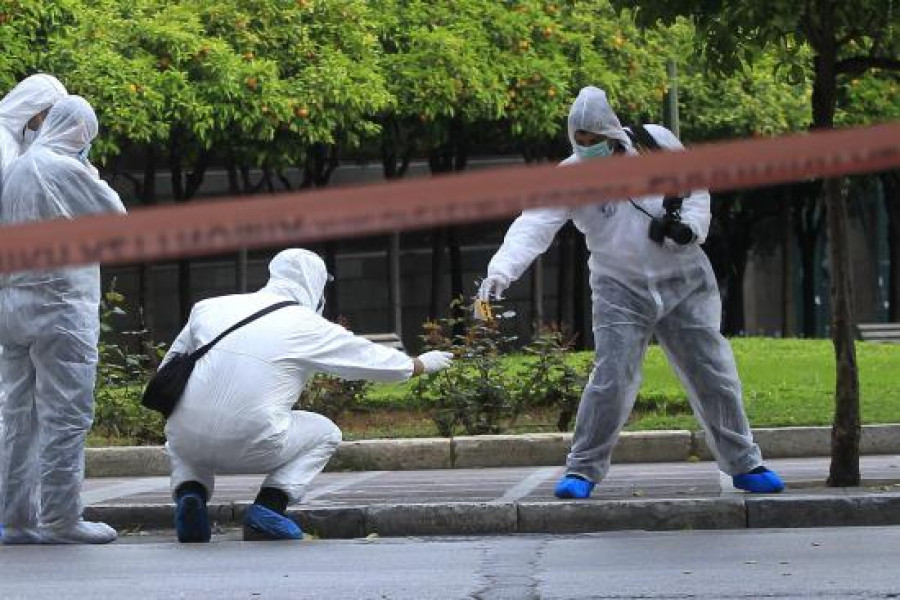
<box><xmin>567</xmin><ymin>86</ymin><xmax>634</xmax><ymax>159</ymax></box>
<box><xmin>33</xmin><ymin>95</ymin><xmax>98</xmax><ymax>157</ymax></box>
<box><xmin>0</xmin><ymin>74</ymin><xmax>68</xmax><ymax>141</ymax></box>
<box><xmin>262</xmin><ymin>249</ymin><xmax>330</xmax><ymax>311</ymax></box>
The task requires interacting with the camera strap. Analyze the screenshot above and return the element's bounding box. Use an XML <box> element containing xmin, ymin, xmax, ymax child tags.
<box><xmin>629</xmin><ymin>198</ymin><xmax>655</xmax><ymax>220</ymax></box>
<box><xmin>624</xmin><ymin>125</ymin><xmax>683</xmax><ymax>221</ymax></box>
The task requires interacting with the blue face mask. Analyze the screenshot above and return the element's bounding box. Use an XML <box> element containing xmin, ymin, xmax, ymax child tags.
<box><xmin>574</xmin><ymin>140</ymin><xmax>612</xmax><ymax>160</ymax></box>
<box><xmin>78</xmin><ymin>143</ymin><xmax>92</xmax><ymax>163</ymax></box>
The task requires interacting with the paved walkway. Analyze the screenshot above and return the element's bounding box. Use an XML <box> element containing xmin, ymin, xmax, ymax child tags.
<box><xmin>74</xmin><ymin>455</ymin><xmax>900</xmax><ymax>537</ymax></box>
<box><xmin>83</xmin><ymin>455</ymin><xmax>900</xmax><ymax>508</ymax></box>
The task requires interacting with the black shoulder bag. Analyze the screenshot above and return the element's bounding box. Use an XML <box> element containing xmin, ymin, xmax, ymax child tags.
<box><xmin>141</xmin><ymin>300</ymin><xmax>297</xmax><ymax>418</ymax></box>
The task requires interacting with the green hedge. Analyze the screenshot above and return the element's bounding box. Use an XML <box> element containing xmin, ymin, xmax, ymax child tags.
<box><xmin>90</xmin><ymin>338</ymin><xmax>900</xmax><ymax>445</ymax></box>
<box><xmin>362</xmin><ymin>338</ymin><xmax>900</xmax><ymax>430</ymax></box>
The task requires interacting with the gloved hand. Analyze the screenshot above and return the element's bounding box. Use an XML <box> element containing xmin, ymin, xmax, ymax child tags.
<box><xmin>477</xmin><ymin>274</ymin><xmax>510</xmax><ymax>301</ymax></box>
<box><xmin>417</xmin><ymin>350</ymin><xmax>454</xmax><ymax>374</ymax></box>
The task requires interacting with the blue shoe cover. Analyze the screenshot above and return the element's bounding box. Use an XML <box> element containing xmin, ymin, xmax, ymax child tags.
<box><xmin>554</xmin><ymin>475</ymin><xmax>595</xmax><ymax>499</ymax></box>
<box><xmin>175</xmin><ymin>492</ymin><xmax>211</xmax><ymax>543</ymax></box>
<box><xmin>244</xmin><ymin>504</ymin><xmax>303</xmax><ymax>541</ymax></box>
<box><xmin>733</xmin><ymin>467</ymin><xmax>785</xmax><ymax>493</ymax></box>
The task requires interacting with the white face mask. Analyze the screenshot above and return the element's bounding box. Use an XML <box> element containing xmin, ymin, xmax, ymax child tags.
<box><xmin>574</xmin><ymin>140</ymin><xmax>613</xmax><ymax>160</ymax></box>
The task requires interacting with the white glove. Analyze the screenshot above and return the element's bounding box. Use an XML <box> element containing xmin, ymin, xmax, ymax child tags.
<box><xmin>477</xmin><ymin>274</ymin><xmax>510</xmax><ymax>301</ymax></box>
<box><xmin>417</xmin><ymin>350</ymin><xmax>454</xmax><ymax>374</ymax></box>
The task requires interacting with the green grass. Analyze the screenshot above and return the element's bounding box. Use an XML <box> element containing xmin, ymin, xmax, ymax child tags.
<box><xmin>362</xmin><ymin>338</ymin><xmax>900</xmax><ymax>432</ymax></box>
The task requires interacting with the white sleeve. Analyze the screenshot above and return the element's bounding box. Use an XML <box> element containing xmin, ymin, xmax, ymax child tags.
<box><xmin>487</xmin><ymin>207</ymin><xmax>571</xmax><ymax>282</ymax></box>
<box><xmin>51</xmin><ymin>164</ymin><xmax>127</xmax><ymax>217</ymax></box>
<box><xmin>644</xmin><ymin>125</ymin><xmax>711</xmax><ymax>243</ymax></box>
<box><xmin>89</xmin><ymin>176</ymin><xmax>127</xmax><ymax>215</ymax></box>
<box><xmin>160</xmin><ymin>322</ymin><xmax>194</xmax><ymax>368</ymax></box>
<box><xmin>295</xmin><ymin>319</ymin><xmax>415</xmax><ymax>382</ymax></box>
<box><xmin>92</xmin><ymin>169</ymin><xmax>127</xmax><ymax>215</ymax></box>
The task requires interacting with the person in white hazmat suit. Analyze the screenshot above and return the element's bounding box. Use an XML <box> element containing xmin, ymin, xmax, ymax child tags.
<box><xmin>0</xmin><ymin>74</ymin><xmax>68</xmax><ymax>539</ymax></box>
<box><xmin>478</xmin><ymin>86</ymin><xmax>784</xmax><ymax>499</ymax></box>
<box><xmin>0</xmin><ymin>95</ymin><xmax>126</xmax><ymax>544</ymax></box>
<box><xmin>164</xmin><ymin>248</ymin><xmax>454</xmax><ymax>543</ymax></box>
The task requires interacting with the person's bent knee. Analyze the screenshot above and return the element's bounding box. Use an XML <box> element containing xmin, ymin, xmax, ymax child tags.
<box><xmin>300</xmin><ymin>411</ymin><xmax>342</xmax><ymax>447</ymax></box>
<box><xmin>323</xmin><ymin>419</ymin><xmax>342</xmax><ymax>447</ymax></box>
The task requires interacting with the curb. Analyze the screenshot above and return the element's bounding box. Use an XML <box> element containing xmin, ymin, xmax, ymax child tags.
<box><xmin>86</xmin><ymin>491</ymin><xmax>900</xmax><ymax>539</ymax></box>
<box><xmin>85</xmin><ymin>424</ymin><xmax>900</xmax><ymax>478</ymax></box>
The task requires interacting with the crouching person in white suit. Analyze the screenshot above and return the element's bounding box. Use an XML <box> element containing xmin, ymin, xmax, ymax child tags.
<box><xmin>164</xmin><ymin>248</ymin><xmax>453</xmax><ymax>542</ymax></box>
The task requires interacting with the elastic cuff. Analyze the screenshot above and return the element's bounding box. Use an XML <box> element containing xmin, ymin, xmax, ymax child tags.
<box><xmin>255</xmin><ymin>487</ymin><xmax>290</xmax><ymax>515</ymax></box>
<box><xmin>564</xmin><ymin>471</ymin><xmax>598</xmax><ymax>485</ymax></box>
<box><xmin>175</xmin><ymin>481</ymin><xmax>209</xmax><ymax>503</ymax></box>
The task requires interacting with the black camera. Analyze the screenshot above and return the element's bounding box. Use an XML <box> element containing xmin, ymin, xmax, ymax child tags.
<box><xmin>648</xmin><ymin>196</ymin><xmax>696</xmax><ymax>246</ymax></box>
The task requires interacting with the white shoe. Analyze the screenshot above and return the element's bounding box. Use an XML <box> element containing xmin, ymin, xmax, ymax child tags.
<box><xmin>40</xmin><ymin>520</ymin><xmax>117</xmax><ymax>545</ymax></box>
<box><xmin>2</xmin><ymin>526</ymin><xmax>42</xmax><ymax>545</ymax></box>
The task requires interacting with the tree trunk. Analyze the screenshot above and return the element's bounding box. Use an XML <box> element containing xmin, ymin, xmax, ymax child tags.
<box><xmin>169</xmin><ymin>131</ymin><xmax>185</xmax><ymax>202</ymax></box>
<box><xmin>381</xmin><ymin>117</ymin><xmax>412</xmax><ymax>180</ymax></box>
<box><xmin>240</xmin><ymin>165</ymin><xmax>253</xmax><ymax>193</ymax></box>
<box><xmin>184</xmin><ymin>152</ymin><xmax>210</xmax><ymax>200</ymax></box>
<box><xmin>810</xmin><ymin>35</ymin><xmax>861</xmax><ymax>487</ymax></box>
<box><xmin>882</xmin><ymin>171</ymin><xmax>900</xmax><ymax>321</ymax></box>
<box><xmin>301</xmin><ymin>143</ymin><xmax>340</xmax><ymax>188</ymax></box>
<box><xmin>825</xmin><ymin>177</ymin><xmax>861</xmax><ymax>486</ymax></box>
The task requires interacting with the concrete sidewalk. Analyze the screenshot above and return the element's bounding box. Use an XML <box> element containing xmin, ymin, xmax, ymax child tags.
<box><xmin>82</xmin><ymin>455</ymin><xmax>900</xmax><ymax>539</ymax></box>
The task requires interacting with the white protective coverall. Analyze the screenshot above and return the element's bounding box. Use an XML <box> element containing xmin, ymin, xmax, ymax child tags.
<box><xmin>165</xmin><ymin>249</ymin><xmax>417</xmax><ymax>503</ymax></box>
<box><xmin>0</xmin><ymin>74</ymin><xmax>68</xmax><ymax>525</ymax></box>
<box><xmin>484</xmin><ymin>86</ymin><xmax>763</xmax><ymax>483</ymax></box>
<box><xmin>0</xmin><ymin>96</ymin><xmax>126</xmax><ymax>542</ymax></box>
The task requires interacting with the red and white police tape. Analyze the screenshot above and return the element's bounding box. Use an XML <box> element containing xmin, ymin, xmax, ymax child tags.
<box><xmin>0</xmin><ymin>122</ymin><xmax>898</xmax><ymax>275</ymax></box>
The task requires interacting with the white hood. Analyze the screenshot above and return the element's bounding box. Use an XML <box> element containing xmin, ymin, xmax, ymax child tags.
<box><xmin>566</xmin><ymin>86</ymin><xmax>634</xmax><ymax>153</ymax></box>
<box><xmin>0</xmin><ymin>74</ymin><xmax>67</xmax><ymax>146</ymax></box>
<box><xmin>32</xmin><ymin>94</ymin><xmax>97</xmax><ymax>156</ymax></box>
<box><xmin>261</xmin><ymin>249</ymin><xmax>328</xmax><ymax>310</ymax></box>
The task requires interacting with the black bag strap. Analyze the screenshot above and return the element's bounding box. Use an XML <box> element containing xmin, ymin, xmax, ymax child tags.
<box><xmin>192</xmin><ymin>300</ymin><xmax>297</xmax><ymax>360</ymax></box>
<box><xmin>625</xmin><ymin>124</ymin><xmax>661</xmax><ymax>153</ymax></box>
